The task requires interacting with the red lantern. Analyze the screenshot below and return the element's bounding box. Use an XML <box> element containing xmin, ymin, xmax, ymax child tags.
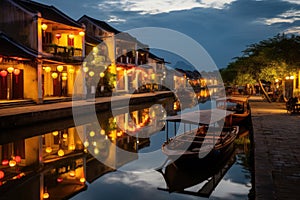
<box><xmin>57</xmin><ymin>177</ymin><xmax>63</xmax><ymax>183</ymax></box>
<box><xmin>1</xmin><ymin>160</ymin><xmax>9</xmax><ymax>166</ymax></box>
<box><xmin>15</xmin><ymin>156</ymin><xmax>21</xmax><ymax>163</ymax></box>
<box><xmin>13</xmin><ymin>69</ymin><xmax>20</xmax><ymax>76</ymax></box>
<box><xmin>0</xmin><ymin>70</ymin><xmax>7</xmax><ymax>77</ymax></box>
<box><xmin>0</xmin><ymin>170</ymin><xmax>4</xmax><ymax>179</ymax></box>
<box><xmin>56</xmin><ymin>33</ymin><xmax>61</xmax><ymax>39</ymax></box>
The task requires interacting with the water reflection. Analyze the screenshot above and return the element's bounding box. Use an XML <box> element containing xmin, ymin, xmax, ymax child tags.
<box><xmin>0</xmin><ymin>98</ymin><xmax>252</xmax><ymax>200</ymax></box>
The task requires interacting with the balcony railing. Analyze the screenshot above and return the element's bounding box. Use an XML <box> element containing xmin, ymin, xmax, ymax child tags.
<box><xmin>42</xmin><ymin>44</ymin><xmax>82</xmax><ymax>58</ymax></box>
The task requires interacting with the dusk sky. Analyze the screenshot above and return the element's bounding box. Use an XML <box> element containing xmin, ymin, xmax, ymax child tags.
<box><xmin>38</xmin><ymin>0</ymin><xmax>300</xmax><ymax>68</ymax></box>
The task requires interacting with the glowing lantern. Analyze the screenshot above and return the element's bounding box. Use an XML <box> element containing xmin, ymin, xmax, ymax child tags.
<box><xmin>94</xmin><ymin>148</ymin><xmax>99</xmax><ymax>155</ymax></box>
<box><xmin>89</xmin><ymin>131</ymin><xmax>95</xmax><ymax>137</ymax></box>
<box><xmin>43</xmin><ymin>192</ymin><xmax>49</xmax><ymax>199</ymax></box>
<box><xmin>57</xmin><ymin>177</ymin><xmax>63</xmax><ymax>183</ymax></box>
<box><xmin>83</xmin><ymin>66</ymin><xmax>89</xmax><ymax>73</ymax></box>
<box><xmin>80</xmin><ymin>177</ymin><xmax>86</xmax><ymax>183</ymax></box>
<box><xmin>100</xmin><ymin>129</ymin><xmax>105</xmax><ymax>135</ymax></box>
<box><xmin>88</xmin><ymin>71</ymin><xmax>95</xmax><ymax>77</ymax></box>
<box><xmin>57</xmin><ymin>65</ymin><xmax>64</xmax><ymax>72</ymax></box>
<box><xmin>41</xmin><ymin>23</ymin><xmax>48</xmax><ymax>31</ymax></box>
<box><xmin>7</xmin><ymin>67</ymin><xmax>14</xmax><ymax>73</ymax></box>
<box><xmin>62</xmin><ymin>72</ymin><xmax>67</xmax><ymax>77</ymax></box>
<box><xmin>69</xmin><ymin>144</ymin><xmax>75</xmax><ymax>150</ymax></box>
<box><xmin>68</xmin><ymin>34</ymin><xmax>74</xmax><ymax>39</ymax></box>
<box><xmin>51</xmin><ymin>72</ymin><xmax>58</xmax><ymax>79</ymax></box>
<box><xmin>52</xmin><ymin>131</ymin><xmax>59</xmax><ymax>136</ymax></box>
<box><xmin>0</xmin><ymin>70</ymin><xmax>7</xmax><ymax>77</ymax></box>
<box><xmin>92</xmin><ymin>141</ymin><xmax>97</xmax><ymax>146</ymax></box>
<box><xmin>44</xmin><ymin>67</ymin><xmax>51</xmax><ymax>73</ymax></box>
<box><xmin>100</xmin><ymin>72</ymin><xmax>105</xmax><ymax>78</ymax></box>
<box><xmin>15</xmin><ymin>156</ymin><xmax>21</xmax><ymax>163</ymax></box>
<box><xmin>79</xmin><ymin>31</ymin><xmax>85</xmax><ymax>36</ymax></box>
<box><xmin>13</xmin><ymin>69</ymin><xmax>20</xmax><ymax>75</ymax></box>
<box><xmin>0</xmin><ymin>170</ymin><xmax>4</xmax><ymax>179</ymax></box>
<box><xmin>45</xmin><ymin>147</ymin><xmax>52</xmax><ymax>153</ymax></box>
<box><xmin>57</xmin><ymin>149</ymin><xmax>64</xmax><ymax>157</ymax></box>
<box><xmin>9</xmin><ymin>160</ymin><xmax>17</xmax><ymax>167</ymax></box>
<box><xmin>69</xmin><ymin>170</ymin><xmax>75</xmax><ymax>177</ymax></box>
<box><xmin>55</xmin><ymin>33</ymin><xmax>61</xmax><ymax>40</ymax></box>
<box><xmin>2</xmin><ymin>160</ymin><xmax>9</xmax><ymax>166</ymax></box>
<box><xmin>68</xmin><ymin>68</ymin><xmax>75</xmax><ymax>74</ymax></box>
<box><xmin>62</xmin><ymin>133</ymin><xmax>68</xmax><ymax>139</ymax></box>
<box><xmin>83</xmin><ymin>141</ymin><xmax>89</xmax><ymax>147</ymax></box>
<box><xmin>62</xmin><ymin>76</ymin><xmax>67</xmax><ymax>81</ymax></box>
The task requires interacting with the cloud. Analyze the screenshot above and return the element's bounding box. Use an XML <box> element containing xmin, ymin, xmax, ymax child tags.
<box><xmin>97</xmin><ymin>0</ymin><xmax>237</xmax><ymax>15</ymax></box>
<box><xmin>282</xmin><ymin>0</ymin><xmax>300</xmax><ymax>5</ymax></box>
<box><xmin>284</xmin><ymin>26</ymin><xmax>300</xmax><ymax>34</ymax></box>
<box><xmin>107</xmin><ymin>15</ymin><xmax>126</xmax><ymax>23</ymax></box>
<box><xmin>258</xmin><ymin>9</ymin><xmax>300</xmax><ymax>25</ymax></box>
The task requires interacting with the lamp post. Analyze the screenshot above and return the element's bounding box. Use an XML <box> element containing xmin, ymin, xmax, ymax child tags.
<box><xmin>285</xmin><ymin>75</ymin><xmax>294</xmax><ymax>98</ymax></box>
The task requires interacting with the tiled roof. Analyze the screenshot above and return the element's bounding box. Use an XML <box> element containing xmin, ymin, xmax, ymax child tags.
<box><xmin>0</xmin><ymin>32</ymin><xmax>38</xmax><ymax>59</ymax></box>
<box><xmin>15</xmin><ymin>0</ymin><xmax>83</xmax><ymax>28</ymax></box>
<box><xmin>79</xmin><ymin>15</ymin><xmax>120</xmax><ymax>34</ymax></box>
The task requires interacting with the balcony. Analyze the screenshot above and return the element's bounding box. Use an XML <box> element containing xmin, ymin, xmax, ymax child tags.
<box><xmin>42</xmin><ymin>44</ymin><xmax>83</xmax><ymax>61</ymax></box>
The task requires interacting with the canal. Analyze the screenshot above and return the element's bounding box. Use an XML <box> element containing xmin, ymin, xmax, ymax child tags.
<box><xmin>0</xmin><ymin>97</ymin><xmax>252</xmax><ymax>200</ymax></box>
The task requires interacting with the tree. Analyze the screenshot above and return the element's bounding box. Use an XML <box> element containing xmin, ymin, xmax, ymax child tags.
<box><xmin>221</xmin><ymin>33</ymin><xmax>300</xmax><ymax>102</ymax></box>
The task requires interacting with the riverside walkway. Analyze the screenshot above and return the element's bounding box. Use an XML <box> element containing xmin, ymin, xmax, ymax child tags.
<box><xmin>249</xmin><ymin>96</ymin><xmax>300</xmax><ymax>200</ymax></box>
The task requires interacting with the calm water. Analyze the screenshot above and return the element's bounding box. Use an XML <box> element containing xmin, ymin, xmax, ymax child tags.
<box><xmin>0</xmin><ymin>98</ymin><xmax>252</xmax><ymax>200</ymax></box>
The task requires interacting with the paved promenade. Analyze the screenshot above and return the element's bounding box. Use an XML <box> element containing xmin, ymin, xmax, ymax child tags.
<box><xmin>249</xmin><ymin>96</ymin><xmax>300</xmax><ymax>200</ymax></box>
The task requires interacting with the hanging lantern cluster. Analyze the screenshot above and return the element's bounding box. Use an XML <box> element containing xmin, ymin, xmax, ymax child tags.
<box><xmin>0</xmin><ymin>67</ymin><xmax>21</xmax><ymax>77</ymax></box>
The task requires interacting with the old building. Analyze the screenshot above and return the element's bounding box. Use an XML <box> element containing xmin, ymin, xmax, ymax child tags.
<box><xmin>0</xmin><ymin>0</ymin><xmax>86</xmax><ymax>103</ymax></box>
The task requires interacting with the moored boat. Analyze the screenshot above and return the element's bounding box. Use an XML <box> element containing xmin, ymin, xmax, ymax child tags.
<box><xmin>161</xmin><ymin>109</ymin><xmax>238</xmax><ymax>165</ymax></box>
<box><xmin>216</xmin><ymin>96</ymin><xmax>250</xmax><ymax>125</ymax></box>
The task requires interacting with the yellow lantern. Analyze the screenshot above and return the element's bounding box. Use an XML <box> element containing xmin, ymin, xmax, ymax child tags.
<box><xmin>41</xmin><ymin>23</ymin><xmax>48</xmax><ymax>31</ymax></box>
<box><xmin>45</xmin><ymin>147</ymin><xmax>52</xmax><ymax>153</ymax></box>
<box><xmin>83</xmin><ymin>141</ymin><xmax>89</xmax><ymax>147</ymax></box>
<box><xmin>100</xmin><ymin>129</ymin><xmax>105</xmax><ymax>135</ymax></box>
<box><xmin>43</xmin><ymin>192</ymin><xmax>49</xmax><ymax>199</ymax></box>
<box><xmin>62</xmin><ymin>133</ymin><xmax>68</xmax><ymax>139</ymax></box>
<box><xmin>89</xmin><ymin>131</ymin><xmax>95</xmax><ymax>137</ymax></box>
<box><xmin>80</xmin><ymin>177</ymin><xmax>86</xmax><ymax>183</ymax></box>
<box><xmin>45</xmin><ymin>66</ymin><xmax>51</xmax><ymax>73</ymax></box>
<box><xmin>69</xmin><ymin>170</ymin><xmax>75</xmax><ymax>177</ymax></box>
<box><xmin>79</xmin><ymin>31</ymin><xmax>85</xmax><ymax>36</ymax></box>
<box><xmin>94</xmin><ymin>148</ymin><xmax>99</xmax><ymax>155</ymax></box>
<box><xmin>100</xmin><ymin>72</ymin><xmax>105</xmax><ymax>78</ymax></box>
<box><xmin>57</xmin><ymin>149</ymin><xmax>64</xmax><ymax>157</ymax></box>
<box><xmin>61</xmin><ymin>76</ymin><xmax>67</xmax><ymax>81</ymax></box>
<box><xmin>51</xmin><ymin>72</ymin><xmax>58</xmax><ymax>79</ymax></box>
<box><xmin>7</xmin><ymin>67</ymin><xmax>14</xmax><ymax>73</ymax></box>
<box><xmin>89</xmin><ymin>71</ymin><xmax>95</xmax><ymax>77</ymax></box>
<box><xmin>9</xmin><ymin>160</ymin><xmax>17</xmax><ymax>167</ymax></box>
<box><xmin>68</xmin><ymin>68</ymin><xmax>75</xmax><ymax>74</ymax></box>
<box><xmin>83</xmin><ymin>66</ymin><xmax>89</xmax><ymax>73</ymax></box>
<box><xmin>52</xmin><ymin>131</ymin><xmax>59</xmax><ymax>136</ymax></box>
<box><xmin>57</xmin><ymin>65</ymin><xmax>64</xmax><ymax>72</ymax></box>
<box><xmin>68</xmin><ymin>34</ymin><xmax>74</xmax><ymax>39</ymax></box>
<box><xmin>62</xmin><ymin>72</ymin><xmax>68</xmax><ymax>77</ymax></box>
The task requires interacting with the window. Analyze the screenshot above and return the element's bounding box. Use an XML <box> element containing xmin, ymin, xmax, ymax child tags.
<box><xmin>42</xmin><ymin>32</ymin><xmax>52</xmax><ymax>44</ymax></box>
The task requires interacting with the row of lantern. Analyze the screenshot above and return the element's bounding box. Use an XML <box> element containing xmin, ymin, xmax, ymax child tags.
<box><xmin>44</xmin><ymin>65</ymin><xmax>75</xmax><ymax>80</ymax></box>
<box><xmin>0</xmin><ymin>67</ymin><xmax>21</xmax><ymax>77</ymax></box>
<box><xmin>41</xmin><ymin>23</ymin><xmax>85</xmax><ymax>38</ymax></box>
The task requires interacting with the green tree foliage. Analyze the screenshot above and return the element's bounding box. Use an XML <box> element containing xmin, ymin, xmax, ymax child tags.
<box><xmin>221</xmin><ymin>33</ymin><xmax>300</xmax><ymax>101</ymax></box>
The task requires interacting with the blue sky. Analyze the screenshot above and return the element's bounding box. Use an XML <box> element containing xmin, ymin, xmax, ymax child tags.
<box><xmin>38</xmin><ymin>0</ymin><xmax>300</xmax><ymax>68</ymax></box>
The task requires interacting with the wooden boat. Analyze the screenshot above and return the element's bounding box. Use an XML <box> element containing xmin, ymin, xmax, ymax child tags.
<box><xmin>161</xmin><ymin>109</ymin><xmax>238</xmax><ymax>165</ymax></box>
<box><xmin>216</xmin><ymin>96</ymin><xmax>250</xmax><ymax>125</ymax></box>
<box><xmin>157</xmin><ymin>145</ymin><xmax>236</xmax><ymax>196</ymax></box>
